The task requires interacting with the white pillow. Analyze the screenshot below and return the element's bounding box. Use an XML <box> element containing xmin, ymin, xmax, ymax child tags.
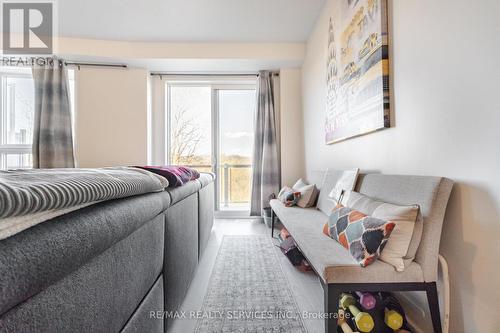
<box><xmin>292</xmin><ymin>179</ymin><xmax>319</xmax><ymax>208</ymax></box>
<box><xmin>317</xmin><ymin>169</ymin><xmax>359</xmax><ymax>215</ymax></box>
<box><xmin>292</xmin><ymin>179</ymin><xmax>308</xmax><ymax>190</ymax></box>
<box><xmin>347</xmin><ymin>191</ymin><xmax>420</xmax><ymax>272</ymax></box>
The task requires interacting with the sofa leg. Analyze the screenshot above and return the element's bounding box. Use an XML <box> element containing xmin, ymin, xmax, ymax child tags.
<box><xmin>426</xmin><ymin>282</ymin><xmax>442</xmax><ymax>333</ymax></box>
<box><xmin>271</xmin><ymin>208</ymin><xmax>275</xmax><ymax>238</ymax></box>
<box><xmin>324</xmin><ymin>284</ymin><xmax>340</xmax><ymax>333</ymax></box>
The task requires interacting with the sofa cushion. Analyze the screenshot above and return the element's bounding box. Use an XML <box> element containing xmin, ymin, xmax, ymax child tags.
<box><xmin>346</xmin><ymin>191</ymin><xmax>420</xmax><ymax>272</ymax></box>
<box><xmin>270</xmin><ymin>199</ymin><xmax>424</xmax><ymax>284</ymax></box>
<box><xmin>323</xmin><ymin>204</ymin><xmax>396</xmax><ymax>267</ymax></box>
<box><xmin>197</xmin><ymin>172</ymin><xmax>216</xmax><ymax>188</ymax></box>
<box><xmin>270</xmin><ymin>199</ymin><xmax>358</xmax><ymax>268</ymax></box>
<box><xmin>167</xmin><ymin>180</ymin><xmax>202</xmax><ymax>205</ymax></box>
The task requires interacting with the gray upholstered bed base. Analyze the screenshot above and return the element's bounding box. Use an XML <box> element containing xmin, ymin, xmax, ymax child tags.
<box><xmin>0</xmin><ymin>174</ymin><xmax>215</xmax><ymax>333</ymax></box>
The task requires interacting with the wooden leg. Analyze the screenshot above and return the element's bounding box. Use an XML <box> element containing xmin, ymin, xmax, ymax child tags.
<box><xmin>271</xmin><ymin>208</ymin><xmax>275</xmax><ymax>238</ymax></box>
<box><xmin>324</xmin><ymin>284</ymin><xmax>340</xmax><ymax>333</ymax></box>
<box><xmin>426</xmin><ymin>282</ymin><xmax>442</xmax><ymax>333</ymax></box>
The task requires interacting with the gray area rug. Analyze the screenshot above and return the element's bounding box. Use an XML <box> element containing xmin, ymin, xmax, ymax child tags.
<box><xmin>195</xmin><ymin>235</ymin><xmax>307</xmax><ymax>333</ymax></box>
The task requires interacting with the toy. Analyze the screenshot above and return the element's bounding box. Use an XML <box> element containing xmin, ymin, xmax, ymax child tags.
<box><xmin>355</xmin><ymin>291</ymin><xmax>376</xmax><ymax>310</ymax></box>
<box><xmin>338</xmin><ymin>309</ymin><xmax>357</xmax><ymax>333</ymax></box>
<box><xmin>379</xmin><ymin>293</ymin><xmax>406</xmax><ymax>331</ymax></box>
<box><xmin>385</xmin><ymin>308</ymin><xmax>404</xmax><ymax>330</ymax></box>
<box><xmin>340</xmin><ymin>293</ymin><xmax>375</xmax><ymax>332</ymax></box>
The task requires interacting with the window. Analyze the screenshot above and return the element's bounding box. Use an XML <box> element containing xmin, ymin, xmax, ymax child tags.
<box><xmin>0</xmin><ymin>68</ymin><xmax>34</xmax><ymax>169</ymax></box>
<box><xmin>0</xmin><ymin>67</ymin><xmax>75</xmax><ymax>170</ymax></box>
<box><xmin>169</xmin><ymin>85</ymin><xmax>213</xmax><ymax>172</ymax></box>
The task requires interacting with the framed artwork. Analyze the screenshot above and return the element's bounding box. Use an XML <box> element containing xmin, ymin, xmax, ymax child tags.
<box><xmin>326</xmin><ymin>0</ymin><xmax>390</xmax><ymax>144</ymax></box>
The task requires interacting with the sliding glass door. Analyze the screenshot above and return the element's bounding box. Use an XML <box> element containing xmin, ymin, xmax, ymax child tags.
<box><xmin>166</xmin><ymin>81</ymin><xmax>256</xmax><ymax>214</ymax></box>
<box><xmin>215</xmin><ymin>89</ymin><xmax>255</xmax><ymax>212</ymax></box>
<box><xmin>168</xmin><ymin>85</ymin><xmax>213</xmax><ymax>172</ymax></box>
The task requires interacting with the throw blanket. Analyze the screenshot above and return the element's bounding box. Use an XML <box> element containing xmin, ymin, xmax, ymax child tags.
<box><xmin>136</xmin><ymin>166</ymin><xmax>200</xmax><ymax>188</ymax></box>
<box><xmin>0</xmin><ymin>167</ymin><xmax>169</xmax><ymax>220</ymax></box>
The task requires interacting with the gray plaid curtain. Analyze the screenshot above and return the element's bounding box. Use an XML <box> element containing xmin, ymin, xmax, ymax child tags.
<box><xmin>250</xmin><ymin>71</ymin><xmax>280</xmax><ymax>216</ymax></box>
<box><xmin>32</xmin><ymin>57</ymin><xmax>75</xmax><ymax>168</ymax></box>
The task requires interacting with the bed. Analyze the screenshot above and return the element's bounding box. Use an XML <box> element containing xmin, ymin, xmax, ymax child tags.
<box><xmin>0</xmin><ymin>168</ymin><xmax>215</xmax><ymax>333</ymax></box>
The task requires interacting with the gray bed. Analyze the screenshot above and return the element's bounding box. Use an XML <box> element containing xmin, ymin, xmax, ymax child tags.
<box><xmin>0</xmin><ymin>172</ymin><xmax>215</xmax><ymax>333</ymax></box>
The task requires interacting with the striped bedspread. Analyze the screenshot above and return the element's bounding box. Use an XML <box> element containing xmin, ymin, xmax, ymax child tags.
<box><xmin>0</xmin><ymin>167</ymin><xmax>169</xmax><ymax>239</ymax></box>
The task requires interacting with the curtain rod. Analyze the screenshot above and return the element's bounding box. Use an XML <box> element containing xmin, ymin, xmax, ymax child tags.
<box><xmin>65</xmin><ymin>62</ymin><xmax>128</xmax><ymax>69</ymax></box>
<box><xmin>150</xmin><ymin>72</ymin><xmax>279</xmax><ymax>77</ymax></box>
<box><xmin>0</xmin><ymin>58</ymin><xmax>128</xmax><ymax>69</ymax></box>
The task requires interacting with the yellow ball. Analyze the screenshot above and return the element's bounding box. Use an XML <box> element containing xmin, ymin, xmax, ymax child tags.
<box><xmin>385</xmin><ymin>309</ymin><xmax>403</xmax><ymax>330</ymax></box>
<box><xmin>355</xmin><ymin>312</ymin><xmax>375</xmax><ymax>332</ymax></box>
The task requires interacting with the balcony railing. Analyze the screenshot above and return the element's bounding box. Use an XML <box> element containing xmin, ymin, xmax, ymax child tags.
<box><xmin>184</xmin><ymin>163</ymin><xmax>252</xmax><ymax>210</ymax></box>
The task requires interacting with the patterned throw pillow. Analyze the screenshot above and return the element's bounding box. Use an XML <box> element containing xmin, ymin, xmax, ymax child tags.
<box><xmin>322</xmin><ymin>204</ymin><xmax>395</xmax><ymax>267</ymax></box>
<box><xmin>278</xmin><ymin>186</ymin><xmax>301</xmax><ymax>207</ymax></box>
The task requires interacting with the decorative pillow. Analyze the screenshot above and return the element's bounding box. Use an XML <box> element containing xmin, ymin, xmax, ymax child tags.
<box><xmin>278</xmin><ymin>186</ymin><xmax>301</xmax><ymax>207</ymax></box>
<box><xmin>136</xmin><ymin>166</ymin><xmax>201</xmax><ymax>187</ymax></box>
<box><xmin>323</xmin><ymin>204</ymin><xmax>395</xmax><ymax>267</ymax></box>
<box><xmin>346</xmin><ymin>191</ymin><xmax>420</xmax><ymax>271</ymax></box>
<box><xmin>292</xmin><ymin>179</ymin><xmax>319</xmax><ymax>208</ymax></box>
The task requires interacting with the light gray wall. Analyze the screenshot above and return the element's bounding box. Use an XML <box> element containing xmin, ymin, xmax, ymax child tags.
<box><xmin>301</xmin><ymin>0</ymin><xmax>500</xmax><ymax>332</ymax></box>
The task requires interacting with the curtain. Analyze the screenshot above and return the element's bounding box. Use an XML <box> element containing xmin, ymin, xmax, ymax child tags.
<box><xmin>32</xmin><ymin>57</ymin><xmax>75</xmax><ymax>168</ymax></box>
<box><xmin>250</xmin><ymin>71</ymin><xmax>280</xmax><ymax>216</ymax></box>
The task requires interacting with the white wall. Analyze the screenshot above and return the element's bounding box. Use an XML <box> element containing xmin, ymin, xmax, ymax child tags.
<box><xmin>301</xmin><ymin>0</ymin><xmax>500</xmax><ymax>332</ymax></box>
<box><xmin>280</xmin><ymin>68</ymin><xmax>305</xmax><ymax>186</ymax></box>
<box><xmin>74</xmin><ymin>66</ymin><xmax>302</xmax><ymax>177</ymax></box>
<box><xmin>75</xmin><ymin>67</ymin><xmax>149</xmax><ymax>167</ymax></box>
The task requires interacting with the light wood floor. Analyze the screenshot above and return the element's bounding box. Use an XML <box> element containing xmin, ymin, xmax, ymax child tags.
<box><xmin>170</xmin><ymin>219</ymin><xmax>325</xmax><ymax>333</ymax></box>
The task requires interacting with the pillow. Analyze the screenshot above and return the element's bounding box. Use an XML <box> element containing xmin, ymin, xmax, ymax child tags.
<box><xmin>292</xmin><ymin>179</ymin><xmax>319</xmax><ymax>208</ymax></box>
<box><xmin>316</xmin><ymin>169</ymin><xmax>337</xmax><ymax>214</ymax></box>
<box><xmin>278</xmin><ymin>186</ymin><xmax>301</xmax><ymax>207</ymax></box>
<box><xmin>328</xmin><ymin>169</ymin><xmax>360</xmax><ymax>202</ymax></box>
<box><xmin>316</xmin><ymin>169</ymin><xmax>359</xmax><ymax>215</ymax></box>
<box><xmin>346</xmin><ymin>191</ymin><xmax>420</xmax><ymax>271</ymax></box>
<box><xmin>323</xmin><ymin>204</ymin><xmax>395</xmax><ymax>267</ymax></box>
<box><xmin>136</xmin><ymin>166</ymin><xmax>201</xmax><ymax>187</ymax></box>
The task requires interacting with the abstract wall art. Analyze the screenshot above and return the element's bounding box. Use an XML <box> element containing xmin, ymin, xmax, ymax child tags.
<box><xmin>326</xmin><ymin>0</ymin><xmax>390</xmax><ymax>144</ymax></box>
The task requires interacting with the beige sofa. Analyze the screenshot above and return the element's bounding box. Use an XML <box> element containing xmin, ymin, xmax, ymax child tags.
<box><xmin>270</xmin><ymin>172</ymin><xmax>453</xmax><ymax>333</ymax></box>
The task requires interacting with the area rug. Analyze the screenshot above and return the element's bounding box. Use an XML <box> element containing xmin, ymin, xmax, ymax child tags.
<box><xmin>195</xmin><ymin>235</ymin><xmax>307</xmax><ymax>333</ymax></box>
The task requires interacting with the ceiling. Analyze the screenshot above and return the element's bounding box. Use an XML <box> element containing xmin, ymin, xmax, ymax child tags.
<box><xmin>58</xmin><ymin>0</ymin><xmax>326</xmax><ymax>43</ymax></box>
